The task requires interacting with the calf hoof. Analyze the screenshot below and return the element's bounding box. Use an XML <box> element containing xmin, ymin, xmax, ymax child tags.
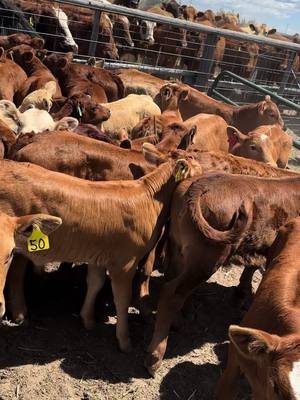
<box><xmin>118</xmin><ymin>337</ymin><xmax>132</xmax><ymax>353</ymax></box>
<box><xmin>12</xmin><ymin>311</ymin><xmax>27</xmax><ymax>325</ymax></box>
<box><xmin>144</xmin><ymin>351</ymin><xmax>162</xmax><ymax>377</ymax></box>
<box><xmin>14</xmin><ymin>316</ymin><xmax>29</xmax><ymax>327</ymax></box>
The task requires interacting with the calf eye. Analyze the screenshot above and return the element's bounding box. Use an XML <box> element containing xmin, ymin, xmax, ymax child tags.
<box><xmin>250</xmin><ymin>144</ymin><xmax>257</xmax><ymax>151</ymax></box>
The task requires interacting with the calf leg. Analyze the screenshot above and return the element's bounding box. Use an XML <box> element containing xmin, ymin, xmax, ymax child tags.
<box><xmin>110</xmin><ymin>266</ymin><xmax>136</xmax><ymax>353</ymax></box>
<box><xmin>145</xmin><ymin>248</ymin><xmax>217</xmax><ymax>376</ymax></box>
<box><xmin>7</xmin><ymin>255</ymin><xmax>28</xmax><ymax>324</ymax></box>
<box><xmin>215</xmin><ymin>345</ymin><xmax>240</xmax><ymax>400</ymax></box>
<box><xmin>80</xmin><ymin>265</ymin><xmax>106</xmax><ymax>330</ymax></box>
<box><xmin>135</xmin><ymin>247</ymin><xmax>156</xmax><ymax>317</ymax></box>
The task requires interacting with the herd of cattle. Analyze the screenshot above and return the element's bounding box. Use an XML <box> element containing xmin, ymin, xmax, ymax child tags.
<box><xmin>9</xmin><ymin>0</ymin><xmax>300</xmax><ymax>84</ymax></box>
<box><xmin>0</xmin><ymin>26</ymin><xmax>300</xmax><ymax>399</ymax></box>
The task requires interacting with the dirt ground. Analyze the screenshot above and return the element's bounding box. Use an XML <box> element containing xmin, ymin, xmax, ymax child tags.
<box><xmin>0</xmin><ymin>262</ymin><xmax>260</xmax><ymax>400</ymax></box>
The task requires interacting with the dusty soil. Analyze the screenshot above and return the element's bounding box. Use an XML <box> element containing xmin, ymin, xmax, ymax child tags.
<box><xmin>0</xmin><ymin>262</ymin><xmax>261</xmax><ymax>400</ymax></box>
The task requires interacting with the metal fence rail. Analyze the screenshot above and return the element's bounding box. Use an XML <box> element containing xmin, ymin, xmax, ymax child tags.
<box><xmin>1</xmin><ymin>0</ymin><xmax>300</xmax><ymax>135</ymax></box>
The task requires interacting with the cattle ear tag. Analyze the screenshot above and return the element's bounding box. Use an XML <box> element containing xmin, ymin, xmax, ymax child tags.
<box><xmin>77</xmin><ymin>105</ymin><xmax>83</xmax><ymax>117</ymax></box>
<box><xmin>175</xmin><ymin>162</ymin><xmax>187</xmax><ymax>182</ymax></box>
<box><xmin>29</xmin><ymin>16</ymin><xmax>34</xmax><ymax>27</ymax></box>
<box><xmin>27</xmin><ymin>224</ymin><xmax>50</xmax><ymax>252</ymax></box>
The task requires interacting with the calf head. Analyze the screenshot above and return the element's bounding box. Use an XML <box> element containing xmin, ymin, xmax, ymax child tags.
<box><xmin>245</xmin><ymin>42</ymin><xmax>259</xmax><ymax>75</ymax></box>
<box><xmin>195</xmin><ymin>9</ymin><xmax>216</xmax><ymax>24</ymax></box>
<box><xmin>74</xmin><ymin>94</ymin><xmax>111</xmax><ymax>124</ymax></box>
<box><xmin>157</xmin><ymin>123</ymin><xmax>196</xmax><ymax>152</ymax></box>
<box><xmin>142</xmin><ymin>142</ymin><xmax>202</xmax><ymax>179</ymax></box>
<box><xmin>256</xmin><ymin>96</ymin><xmax>284</xmax><ymax>128</ymax></box>
<box><xmin>100</xmin><ymin>13</ymin><xmax>119</xmax><ymax>60</ymax></box>
<box><xmin>140</xmin><ymin>20</ymin><xmax>156</xmax><ymax>45</ymax></box>
<box><xmin>180</xmin><ymin>5</ymin><xmax>197</xmax><ymax>21</ymax></box>
<box><xmin>227</xmin><ymin>126</ymin><xmax>277</xmax><ymax>167</ymax></box>
<box><xmin>162</xmin><ymin>0</ymin><xmax>182</xmax><ymax>18</ymax></box>
<box><xmin>0</xmin><ymin>213</ymin><xmax>62</xmax><ymax>319</ymax></box>
<box><xmin>249</xmin><ymin>24</ymin><xmax>276</xmax><ymax>36</ymax></box>
<box><xmin>0</xmin><ymin>100</ymin><xmax>22</xmax><ymax>134</ymax></box>
<box><xmin>230</xmin><ymin>325</ymin><xmax>300</xmax><ymax>400</ymax></box>
<box><xmin>113</xmin><ymin>15</ymin><xmax>134</xmax><ymax>47</ymax></box>
<box><xmin>8</xmin><ymin>44</ymin><xmax>33</xmax><ymax>66</ymax></box>
<box><xmin>51</xmin><ymin>7</ymin><xmax>78</xmax><ymax>53</ymax></box>
<box><xmin>160</xmin><ymin>83</ymin><xmax>189</xmax><ymax>111</ymax></box>
<box><xmin>44</xmin><ymin>52</ymin><xmax>73</xmax><ymax>78</ymax></box>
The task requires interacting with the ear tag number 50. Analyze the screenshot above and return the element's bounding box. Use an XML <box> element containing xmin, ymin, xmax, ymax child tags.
<box><xmin>27</xmin><ymin>224</ymin><xmax>50</xmax><ymax>252</ymax></box>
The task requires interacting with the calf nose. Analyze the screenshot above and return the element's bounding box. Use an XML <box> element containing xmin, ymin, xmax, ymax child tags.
<box><xmin>72</xmin><ymin>44</ymin><xmax>79</xmax><ymax>54</ymax></box>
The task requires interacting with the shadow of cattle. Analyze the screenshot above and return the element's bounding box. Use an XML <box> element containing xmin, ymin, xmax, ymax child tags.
<box><xmin>0</xmin><ymin>262</ymin><xmax>251</xmax><ymax>397</ymax></box>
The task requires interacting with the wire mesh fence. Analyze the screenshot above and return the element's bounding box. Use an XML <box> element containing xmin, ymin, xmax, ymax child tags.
<box><xmin>1</xmin><ymin>0</ymin><xmax>300</xmax><ymax>137</ymax></box>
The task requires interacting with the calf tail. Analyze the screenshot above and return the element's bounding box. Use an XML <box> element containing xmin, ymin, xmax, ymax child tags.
<box><xmin>188</xmin><ymin>194</ymin><xmax>252</xmax><ymax>245</ymax></box>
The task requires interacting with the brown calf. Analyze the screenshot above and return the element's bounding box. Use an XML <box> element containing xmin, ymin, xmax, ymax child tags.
<box><xmin>188</xmin><ymin>150</ymin><xmax>298</xmax><ymax>178</ymax></box>
<box><xmin>0</xmin><ymin>34</ymin><xmax>44</xmax><ymax>50</ymax></box>
<box><xmin>216</xmin><ymin>218</ymin><xmax>300</xmax><ymax>399</ymax></box>
<box><xmin>0</xmin><ymin>48</ymin><xmax>27</xmax><ymax>102</ymax></box>
<box><xmin>12</xmin><ymin>124</ymin><xmax>195</xmax><ymax>180</ymax></box>
<box><xmin>1</xmin><ymin>147</ymin><xmax>201</xmax><ymax>351</ymax></box>
<box><xmin>72</xmin><ymin>63</ymin><xmax>125</xmax><ymax>101</ymax></box>
<box><xmin>145</xmin><ymin>173</ymin><xmax>300</xmax><ymax>375</ymax></box>
<box><xmin>228</xmin><ymin>124</ymin><xmax>292</xmax><ymax>168</ymax></box>
<box><xmin>114</xmin><ymin>68</ymin><xmax>166</xmax><ymax>103</ymax></box>
<box><xmin>9</xmin><ymin>45</ymin><xmax>61</xmax><ymax>103</ymax></box>
<box><xmin>184</xmin><ymin>113</ymin><xmax>229</xmax><ymax>152</ymax></box>
<box><xmin>44</xmin><ymin>53</ymin><xmax>107</xmax><ymax>103</ymax></box>
<box><xmin>52</xmin><ymin>93</ymin><xmax>111</xmax><ymax>125</ymax></box>
<box><xmin>164</xmin><ymin>82</ymin><xmax>284</xmax><ymax>131</ymax></box>
<box><xmin>131</xmin><ymin>84</ymin><xmax>185</xmax><ymax>139</ymax></box>
<box><xmin>0</xmin><ymin>120</ymin><xmax>17</xmax><ymax>159</ymax></box>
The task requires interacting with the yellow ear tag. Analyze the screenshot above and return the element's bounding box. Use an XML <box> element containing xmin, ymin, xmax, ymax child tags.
<box><xmin>27</xmin><ymin>224</ymin><xmax>50</xmax><ymax>252</ymax></box>
<box><xmin>175</xmin><ymin>165</ymin><xmax>187</xmax><ymax>182</ymax></box>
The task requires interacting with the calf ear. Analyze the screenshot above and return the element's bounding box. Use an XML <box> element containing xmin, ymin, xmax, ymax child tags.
<box><xmin>120</xmin><ymin>139</ymin><xmax>131</xmax><ymax>149</ymax></box>
<box><xmin>229</xmin><ymin>325</ymin><xmax>278</xmax><ymax>360</ymax></box>
<box><xmin>142</xmin><ymin>142</ymin><xmax>167</xmax><ymax>165</ymax></box>
<box><xmin>268</xmin><ymin>28</ymin><xmax>276</xmax><ymax>35</ymax></box>
<box><xmin>249</xmin><ymin>24</ymin><xmax>258</xmax><ymax>34</ymax></box>
<box><xmin>160</xmin><ymin>86</ymin><xmax>172</xmax><ymax>101</ymax></box>
<box><xmin>0</xmin><ymin>47</ymin><xmax>4</xmax><ymax>60</ymax></box>
<box><xmin>0</xmin><ymin>100</ymin><xmax>18</xmax><ymax>115</ymax></box>
<box><xmin>43</xmin><ymin>81</ymin><xmax>57</xmax><ymax>96</ymax></box>
<box><xmin>258</xmin><ymin>96</ymin><xmax>271</xmax><ymax>114</ymax></box>
<box><xmin>55</xmin><ymin>117</ymin><xmax>78</xmax><ymax>131</ymax></box>
<box><xmin>196</xmin><ymin>11</ymin><xmax>205</xmax><ymax>18</ymax></box>
<box><xmin>227</xmin><ymin>126</ymin><xmax>247</xmax><ymax>148</ymax></box>
<box><xmin>57</xmin><ymin>57</ymin><xmax>68</xmax><ymax>69</ymax></box>
<box><xmin>16</xmin><ymin>214</ymin><xmax>62</xmax><ymax>237</ymax></box>
<box><xmin>178</xmin><ymin>125</ymin><xmax>196</xmax><ymax>150</ymax></box>
<box><xmin>179</xmin><ymin>89</ymin><xmax>189</xmax><ymax>102</ymax></box>
<box><xmin>23</xmin><ymin>51</ymin><xmax>34</xmax><ymax>63</ymax></box>
<box><xmin>6</xmin><ymin>51</ymin><xmax>13</xmax><ymax>61</ymax></box>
